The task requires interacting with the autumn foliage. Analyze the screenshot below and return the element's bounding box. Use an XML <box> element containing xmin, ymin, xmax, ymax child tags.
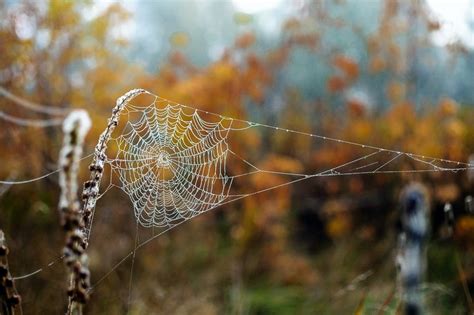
<box><xmin>0</xmin><ymin>0</ymin><xmax>473</xmax><ymax>314</ymax></box>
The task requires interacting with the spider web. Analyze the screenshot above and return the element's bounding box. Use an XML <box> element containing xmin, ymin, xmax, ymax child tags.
<box><xmin>89</xmin><ymin>91</ymin><xmax>474</xmax><ymax>310</ymax></box>
<box><xmin>100</xmin><ymin>91</ymin><xmax>474</xmax><ymax>230</ymax></box>
<box><xmin>3</xmin><ymin>88</ymin><xmax>474</xmax><ymax>309</ymax></box>
<box><xmin>108</xmin><ymin>103</ymin><xmax>233</xmax><ymax>228</ymax></box>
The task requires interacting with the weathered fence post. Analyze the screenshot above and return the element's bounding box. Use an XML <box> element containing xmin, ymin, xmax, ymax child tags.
<box><xmin>397</xmin><ymin>183</ymin><xmax>429</xmax><ymax>315</ymax></box>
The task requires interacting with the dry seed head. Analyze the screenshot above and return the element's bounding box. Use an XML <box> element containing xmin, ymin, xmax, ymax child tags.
<box><xmin>62</xmin><ymin>109</ymin><xmax>91</xmax><ymax>140</ymax></box>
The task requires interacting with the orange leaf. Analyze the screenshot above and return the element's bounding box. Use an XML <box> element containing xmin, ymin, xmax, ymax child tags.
<box><xmin>333</xmin><ymin>54</ymin><xmax>359</xmax><ymax>80</ymax></box>
<box><xmin>235</xmin><ymin>32</ymin><xmax>256</xmax><ymax>49</ymax></box>
<box><xmin>327</xmin><ymin>75</ymin><xmax>346</xmax><ymax>92</ymax></box>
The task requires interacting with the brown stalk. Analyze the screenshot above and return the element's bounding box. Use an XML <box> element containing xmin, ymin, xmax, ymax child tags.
<box><xmin>455</xmin><ymin>253</ymin><xmax>474</xmax><ymax>314</ymax></box>
<box><xmin>80</xmin><ymin>89</ymin><xmax>149</xmax><ymax>243</ymax></box>
<box><xmin>0</xmin><ymin>230</ymin><xmax>21</xmax><ymax>315</ymax></box>
<box><xmin>59</xmin><ymin>110</ymin><xmax>91</xmax><ymax>315</ymax></box>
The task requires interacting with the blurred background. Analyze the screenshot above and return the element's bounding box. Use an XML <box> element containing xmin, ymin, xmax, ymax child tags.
<box><xmin>1</xmin><ymin>0</ymin><xmax>474</xmax><ymax>314</ymax></box>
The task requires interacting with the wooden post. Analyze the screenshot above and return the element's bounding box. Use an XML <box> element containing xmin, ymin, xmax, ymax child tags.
<box><xmin>397</xmin><ymin>183</ymin><xmax>429</xmax><ymax>315</ymax></box>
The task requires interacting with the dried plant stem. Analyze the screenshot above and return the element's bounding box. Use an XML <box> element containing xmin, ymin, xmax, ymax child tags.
<box><xmin>455</xmin><ymin>253</ymin><xmax>474</xmax><ymax>314</ymax></box>
<box><xmin>81</xmin><ymin>89</ymin><xmax>148</xmax><ymax>242</ymax></box>
<box><xmin>59</xmin><ymin>110</ymin><xmax>91</xmax><ymax>315</ymax></box>
<box><xmin>0</xmin><ymin>230</ymin><xmax>21</xmax><ymax>315</ymax></box>
<box><xmin>376</xmin><ymin>286</ymin><xmax>396</xmax><ymax>315</ymax></box>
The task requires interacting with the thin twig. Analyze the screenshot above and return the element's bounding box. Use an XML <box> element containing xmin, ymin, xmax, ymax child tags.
<box><xmin>455</xmin><ymin>253</ymin><xmax>474</xmax><ymax>314</ymax></box>
<box><xmin>0</xmin><ymin>86</ymin><xmax>69</xmax><ymax>116</ymax></box>
<box><xmin>376</xmin><ymin>286</ymin><xmax>396</xmax><ymax>315</ymax></box>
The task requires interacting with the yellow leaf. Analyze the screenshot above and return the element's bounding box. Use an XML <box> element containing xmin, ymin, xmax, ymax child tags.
<box><xmin>169</xmin><ymin>32</ymin><xmax>190</xmax><ymax>48</ymax></box>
